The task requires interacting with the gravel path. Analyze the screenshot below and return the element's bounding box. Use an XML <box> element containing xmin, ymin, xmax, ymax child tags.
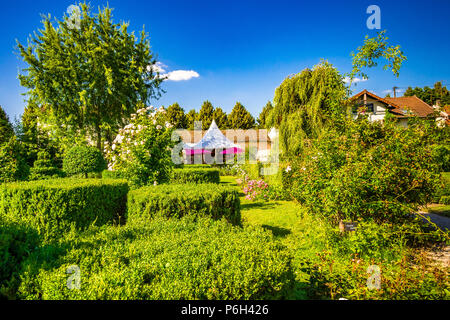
<box><xmin>417</xmin><ymin>211</ymin><xmax>450</xmax><ymax>231</ymax></box>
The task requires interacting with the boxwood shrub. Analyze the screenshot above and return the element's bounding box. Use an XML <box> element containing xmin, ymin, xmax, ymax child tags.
<box><xmin>16</xmin><ymin>216</ymin><xmax>294</xmax><ymax>300</ymax></box>
<box><xmin>127</xmin><ymin>184</ymin><xmax>240</xmax><ymax>225</ymax></box>
<box><xmin>171</xmin><ymin>168</ymin><xmax>220</xmax><ymax>184</ymax></box>
<box><xmin>0</xmin><ymin>179</ymin><xmax>129</xmax><ymax>241</ymax></box>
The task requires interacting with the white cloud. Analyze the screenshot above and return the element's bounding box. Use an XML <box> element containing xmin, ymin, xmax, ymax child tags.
<box><xmin>166</xmin><ymin>70</ymin><xmax>200</xmax><ymax>81</ymax></box>
<box><xmin>147</xmin><ymin>62</ymin><xmax>199</xmax><ymax>81</ymax></box>
<box><xmin>343</xmin><ymin>77</ymin><xmax>368</xmax><ymax>84</ymax></box>
<box><xmin>147</xmin><ymin>62</ymin><xmax>167</xmax><ymax>74</ymax></box>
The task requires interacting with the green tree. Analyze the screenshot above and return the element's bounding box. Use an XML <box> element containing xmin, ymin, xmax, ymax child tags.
<box><xmin>166</xmin><ymin>103</ymin><xmax>187</xmax><ymax>129</ymax></box>
<box><xmin>198</xmin><ymin>101</ymin><xmax>215</xmax><ymax>130</ymax></box>
<box><xmin>186</xmin><ymin>109</ymin><xmax>198</xmax><ymax>130</ymax></box>
<box><xmin>257</xmin><ymin>101</ymin><xmax>274</xmax><ymax>128</ymax></box>
<box><xmin>17</xmin><ymin>3</ymin><xmax>163</xmax><ymax>152</ymax></box>
<box><xmin>348</xmin><ymin>30</ymin><xmax>407</xmax><ymax>84</ymax></box>
<box><xmin>267</xmin><ymin>61</ymin><xmax>347</xmax><ymax>155</ymax></box>
<box><xmin>212</xmin><ymin>107</ymin><xmax>228</xmax><ymax>129</ymax></box>
<box><xmin>228</xmin><ymin>102</ymin><xmax>255</xmax><ymax>130</ymax></box>
<box><xmin>0</xmin><ymin>106</ymin><xmax>14</xmax><ymax>145</ymax></box>
<box><xmin>404</xmin><ymin>82</ymin><xmax>450</xmax><ymax>106</ymax></box>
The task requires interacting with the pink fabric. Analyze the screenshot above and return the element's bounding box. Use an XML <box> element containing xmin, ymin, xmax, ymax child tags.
<box><xmin>221</xmin><ymin>147</ymin><xmax>243</xmax><ymax>154</ymax></box>
<box><xmin>184</xmin><ymin>149</ymin><xmax>212</xmax><ymax>155</ymax></box>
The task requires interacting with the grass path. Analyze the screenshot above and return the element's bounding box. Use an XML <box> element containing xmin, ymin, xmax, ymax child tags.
<box><xmin>221</xmin><ymin>176</ymin><xmax>329</xmax><ymax>299</ymax></box>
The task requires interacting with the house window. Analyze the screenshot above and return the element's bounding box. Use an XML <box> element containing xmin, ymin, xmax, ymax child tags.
<box><xmin>353</xmin><ymin>103</ymin><xmax>375</xmax><ymax>113</ymax></box>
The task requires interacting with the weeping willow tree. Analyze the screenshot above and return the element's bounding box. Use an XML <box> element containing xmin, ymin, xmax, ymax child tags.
<box><xmin>266</xmin><ymin>61</ymin><xmax>348</xmax><ymax>155</ymax></box>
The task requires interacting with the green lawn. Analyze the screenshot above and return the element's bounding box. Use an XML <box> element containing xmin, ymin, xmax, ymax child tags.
<box><xmin>220</xmin><ymin>176</ymin><xmax>329</xmax><ymax>299</ymax></box>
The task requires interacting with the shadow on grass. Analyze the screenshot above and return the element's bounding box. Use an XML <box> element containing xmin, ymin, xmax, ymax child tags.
<box><xmin>240</xmin><ymin>202</ymin><xmax>278</xmax><ymax>211</ymax></box>
<box><xmin>261</xmin><ymin>224</ymin><xmax>292</xmax><ymax>237</ymax></box>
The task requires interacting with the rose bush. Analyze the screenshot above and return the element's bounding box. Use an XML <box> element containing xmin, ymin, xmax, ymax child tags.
<box><xmin>104</xmin><ymin>104</ymin><xmax>178</xmax><ymax>188</ymax></box>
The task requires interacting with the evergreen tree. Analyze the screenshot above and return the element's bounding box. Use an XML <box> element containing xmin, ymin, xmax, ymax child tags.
<box><xmin>186</xmin><ymin>109</ymin><xmax>198</xmax><ymax>130</ymax></box>
<box><xmin>228</xmin><ymin>102</ymin><xmax>255</xmax><ymax>130</ymax></box>
<box><xmin>212</xmin><ymin>107</ymin><xmax>228</xmax><ymax>129</ymax></box>
<box><xmin>198</xmin><ymin>101</ymin><xmax>215</xmax><ymax>130</ymax></box>
<box><xmin>166</xmin><ymin>103</ymin><xmax>187</xmax><ymax>129</ymax></box>
<box><xmin>0</xmin><ymin>105</ymin><xmax>14</xmax><ymax>145</ymax></box>
<box><xmin>257</xmin><ymin>101</ymin><xmax>274</xmax><ymax>128</ymax></box>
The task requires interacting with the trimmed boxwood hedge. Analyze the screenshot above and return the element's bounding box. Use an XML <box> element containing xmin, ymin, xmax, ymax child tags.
<box><xmin>127</xmin><ymin>183</ymin><xmax>240</xmax><ymax>225</ymax></box>
<box><xmin>0</xmin><ymin>179</ymin><xmax>129</xmax><ymax>241</ymax></box>
<box><xmin>16</xmin><ymin>216</ymin><xmax>294</xmax><ymax>300</ymax></box>
<box><xmin>171</xmin><ymin>168</ymin><xmax>220</xmax><ymax>184</ymax></box>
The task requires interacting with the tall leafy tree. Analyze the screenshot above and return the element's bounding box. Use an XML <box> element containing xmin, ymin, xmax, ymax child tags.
<box><xmin>257</xmin><ymin>101</ymin><xmax>274</xmax><ymax>129</ymax></box>
<box><xmin>17</xmin><ymin>3</ymin><xmax>163</xmax><ymax>151</ymax></box>
<box><xmin>166</xmin><ymin>103</ymin><xmax>187</xmax><ymax>129</ymax></box>
<box><xmin>0</xmin><ymin>105</ymin><xmax>14</xmax><ymax>145</ymax></box>
<box><xmin>267</xmin><ymin>61</ymin><xmax>347</xmax><ymax>155</ymax></box>
<box><xmin>186</xmin><ymin>109</ymin><xmax>198</xmax><ymax>130</ymax></box>
<box><xmin>212</xmin><ymin>107</ymin><xmax>228</xmax><ymax>129</ymax></box>
<box><xmin>404</xmin><ymin>82</ymin><xmax>450</xmax><ymax>106</ymax></box>
<box><xmin>198</xmin><ymin>101</ymin><xmax>215</xmax><ymax>130</ymax></box>
<box><xmin>228</xmin><ymin>102</ymin><xmax>255</xmax><ymax>130</ymax></box>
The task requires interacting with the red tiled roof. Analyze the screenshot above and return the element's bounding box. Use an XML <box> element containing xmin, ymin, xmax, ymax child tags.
<box><xmin>349</xmin><ymin>90</ymin><xmax>435</xmax><ymax>118</ymax></box>
<box><xmin>384</xmin><ymin>96</ymin><xmax>435</xmax><ymax>118</ymax></box>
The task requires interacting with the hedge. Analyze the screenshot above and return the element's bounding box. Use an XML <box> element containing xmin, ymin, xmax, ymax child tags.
<box><xmin>16</xmin><ymin>216</ymin><xmax>294</xmax><ymax>300</ymax></box>
<box><xmin>171</xmin><ymin>168</ymin><xmax>220</xmax><ymax>184</ymax></box>
<box><xmin>0</xmin><ymin>179</ymin><xmax>129</xmax><ymax>241</ymax></box>
<box><xmin>127</xmin><ymin>184</ymin><xmax>240</xmax><ymax>225</ymax></box>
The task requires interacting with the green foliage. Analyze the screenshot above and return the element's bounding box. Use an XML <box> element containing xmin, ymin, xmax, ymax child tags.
<box><xmin>198</xmin><ymin>101</ymin><xmax>215</xmax><ymax>130</ymax></box>
<box><xmin>432</xmin><ymin>144</ymin><xmax>450</xmax><ymax>172</ymax></box>
<box><xmin>17</xmin><ymin>2</ymin><xmax>163</xmax><ymax>150</ymax></box>
<box><xmin>102</xmin><ymin>169</ymin><xmax>126</xmax><ymax>179</ymax></box>
<box><xmin>186</xmin><ymin>109</ymin><xmax>198</xmax><ymax>130</ymax></box>
<box><xmin>166</xmin><ymin>103</ymin><xmax>187</xmax><ymax>129</ymax></box>
<box><xmin>228</xmin><ymin>102</ymin><xmax>255</xmax><ymax>129</ymax></box>
<box><xmin>0</xmin><ymin>106</ymin><xmax>14</xmax><ymax>146</ymax></box>
<box><xmin>16</xmin><ymin>216</ymin><xmax>294</xmax><ymax>300</ymax></box>
<box><xmin>29</xmin><ymin>151</ymin><xmax>64</xmax><ymax>181</ymax></box>
<box><xmin>63</xmin><ymin>145</ymin><xmax>106</xmax><ymax>178</ymax></box>
<box><xmin>290</xmin><ymin>117</ymin><xmax>440</xmax><ymax>224</ymax></box>
<box><xmin>17</xmin><ymin>103</ymin><xmax>62</xmax><ymax>167</ymax></box>
<box><xmin>268</xmin><ymin>61</ymin><xmax>348</xmax><ymax>155</ymax></box>
<box><xmin>171</xmin><ymin>168</ymin><xmax>220</xmax><ymax>184</ymax></box>
<box><xmin>127</xmin><ymin>184</ymin><xmax>241</xmax><ymax>225</ymax></box>
<box><xmin>0</xmin><ymin>221</ymin><xmax>41</xmax><ymax>298</ymax></box>
<box><xmin>404</xmin><ymin>81</ymin><xmax>450</xmax><ymax>106</ymax></box>
<box><xmin>104</xmin><ymin>105</ymin><xmax>177</xmax><ymax>188</ymax></box>
<box><xmin>349</xmin><ymin>30</ymin><xmax>407</xmax><ymax>82</ymax></box>
<box><xmin>212</xmin><ymin>107</ymin><xmax>229</xmax><ymax>129</ymax></box>
<box><xmin>257</xmin><ymin>101</ymin><xmax>273</xmax><ymax>129</ymax></box>
<box><xmin>0</xmin><ymin>137</ymin><xmax>30</xmax><ymax>183</ymax></box>
<box><xmin>0</xmin><ymin>178</ymin><xmax>129</xmax><ymax>241</ymax></box>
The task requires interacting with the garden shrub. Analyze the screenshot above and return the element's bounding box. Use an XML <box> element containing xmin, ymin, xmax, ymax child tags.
<box><xmin>0</xmin><ymin>137</ymin><xmax>30</xmax><ymax>183</ymax></box>
<box><xmin>171</xmin><ymin>168</ymin><xmax>220</xmax><ymax>184</ymax></box>
<box><xmin>290</xmin><ymin>118</ymin><xmax>440</xmax><ymax>224</ymax></box>
<box><xmin>102</xmin><ymin>169</ymin><xmax>126</xmax><ymax>180</ymax></box>
<box><xmin>104</xmin><ymin>105</ymin><xmax>178</xmax><ymax>188</ymax></box>
<box><xmin>432</xmin><ymin>144</ymin><xmax>450</xmax><ymax>172</ymax></box>
<box><xmin>0</xmin><ymin>220</ymin><xmax>41</xmax><ymax>298</ymax></box>
<box><xmin>29</xmin><ymin>151</ymin><xmax>64</xmax><ymax>181</ymax></box>
<box><xmin>17</xmin><ymin>216</ymin><xmax>295</xmax><ymax>300</ymax></box>
<box><xmin>0</xmin><ymin>178</ymin><xmax>129</xmax><ymax>241</ymax></box>
<box><xmin>127</xmin><ymin>184</ymin><xmax>240</xmax><ymax>225</ymax></box>
<box><xmin>63</xmin><ymin>145</ymin><xmax>106</xmax><ymax>178</ymax></box>
<box><xmin>440</xmin><ymin>196</ymin><xmax>450</xmax><ymax>205</ymax></box>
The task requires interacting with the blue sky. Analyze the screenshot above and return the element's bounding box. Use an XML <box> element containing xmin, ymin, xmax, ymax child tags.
<box><xmin>1</xmin><ymin>0</ymin><xmax>450</xmax><ymax>120</ymax></box>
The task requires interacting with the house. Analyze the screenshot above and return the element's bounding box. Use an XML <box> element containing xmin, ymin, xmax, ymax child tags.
<box><xmin>349</xmin><ymin>90</ymin><xmax>437</xmax><ymax>127</ymax></box>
